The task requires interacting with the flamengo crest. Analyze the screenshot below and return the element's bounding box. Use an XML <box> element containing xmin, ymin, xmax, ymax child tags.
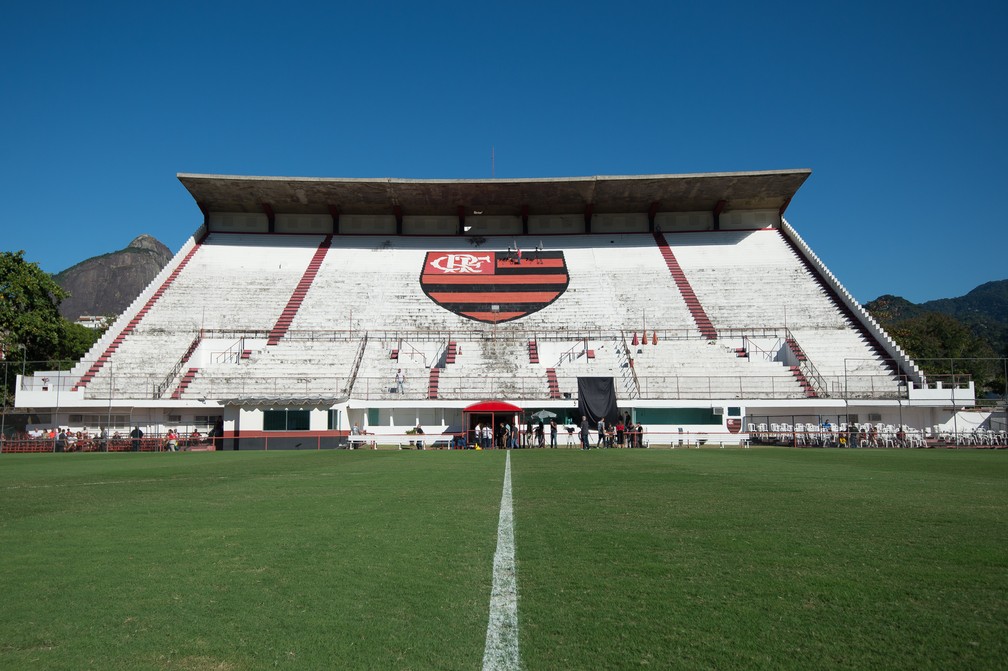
<box><xmin>420</xmin><ymin>250</ymin><xmax>570</xmax><ymax>323</ymax></box>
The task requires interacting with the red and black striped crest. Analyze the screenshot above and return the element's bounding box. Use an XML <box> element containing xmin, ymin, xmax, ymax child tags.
<box><xmin>421</xmin><ymin>251</ymin><xmax>569</xmax><ymax>323</ymax></box>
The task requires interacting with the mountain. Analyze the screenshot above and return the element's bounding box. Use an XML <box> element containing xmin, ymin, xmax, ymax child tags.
<box><xmin>866</xmin><ymin>279</ymin><xmax>1008</xmax><ymax>357</ymax></box>
<box><xmin>54</xmin><ymin>235</ymin><xmax>173</xmax><ymax>320</ymax></box>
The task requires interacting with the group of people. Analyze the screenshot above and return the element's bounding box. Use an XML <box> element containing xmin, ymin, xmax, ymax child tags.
<box><xmin>579</xmin><ymin>413</ymin><xmax>645</xmax><ymax>450</ymax></box>
<box><xmin>49</xmin><ymin>426</ymin><xmax>112</xmax><ymax>452</ymax></box>
<box><xmin>467</xmin><ymin>415</ymin><xmax>645</xmax><ymax>450</ymax></box>
<box><xmin>468</xmin><ymin>420</ymin><xmax>556</xmax><ymax>449</ymax></box>
<box><xmin>11</xmin><ymin>419</ymin><xmax>225</xmax><ymax>453</ymax></box>
<box><xmin>162</xmin><ymin>428</ymin><xmax>207</xmax><ymax>452</ymax></box>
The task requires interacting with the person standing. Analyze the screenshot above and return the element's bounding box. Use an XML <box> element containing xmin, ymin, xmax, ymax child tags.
<box><xmin>549</xmin><ymin>419</ymin><xmax>558</xmax><ymax>448</ymax></box>
<box><xmin>211</xmin><ymin>417</ymin><xmax>224</xmax><ymax>451</ymax></box>
<box><xmin>580</xmin><ymin>416</ymin><xmax>591</xmax><ymax>450</ymax></box>
<box><xmin>395</xmin><ymin>369</ymin><xmax>405</xmax><ymax>394</ymax></box>
<box><xmin>99</xmin><ymin>426</ymin><xmax>109</xmax><ymax>452</ymax></box>
<box><xmin>129</xmin><ymin>425</ymin><xmax>143</xmax><ymax>452</ymax></box>
<box><xmin>597</xmin><ymin>417</ymin><xmax>606</xmax><ymax>447</ymax></box>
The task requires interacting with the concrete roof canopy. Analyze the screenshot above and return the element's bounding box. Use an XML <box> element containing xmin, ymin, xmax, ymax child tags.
<box><xmin>177</xmin><ymin>170</ymin><xmax>812</xmax><ymax>217</ymax></box>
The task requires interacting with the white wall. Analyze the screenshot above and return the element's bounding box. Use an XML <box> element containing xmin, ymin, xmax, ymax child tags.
<box><xmin>655</xmin><ymin>211</ymin><xmax>714</xmax><ymax>232</ymax></box>
<box><xmin>340</xmin><ymin>214</ymin><xmax>397</xmax><ymax>235</ymax></box>
<box><xmin>592</xmin><ymin>213</ymin><xmax>649</xmax><ymax>233</ymax></box>
<box><xmin>275</xmin><ymin>213</ymin><xmax>333</xmax><ymax>234</ymax></box>
<box><xmin>719</xmin><ymin>209</ymin><xmax>778</xmax><ymax>230</ymax></box>
<box><xmin>208</xmin><ymin>212</ymin><xmax>269</xmax><ymax>232</ymax></box>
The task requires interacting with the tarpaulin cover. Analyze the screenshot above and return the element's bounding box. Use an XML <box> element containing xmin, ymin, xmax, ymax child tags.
<box><xmin>577</xmin><ymin>377</ymin><xmax>619</xmax><ymax>426</ymax></box>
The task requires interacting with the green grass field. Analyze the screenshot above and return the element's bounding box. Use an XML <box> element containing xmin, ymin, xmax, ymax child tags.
<box><xmin>1</xmin><ymin>448</ymin><xmax>1005</xmax><ymax>670</ymax></box>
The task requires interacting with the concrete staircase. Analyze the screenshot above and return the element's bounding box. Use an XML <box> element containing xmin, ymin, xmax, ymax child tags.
<box><xmin>73</xmin><ymin>242</ymin><xmax>203</xmax><ymax>390</ymax></box>
<box><xmin>653</xmin><ymin>232</ymin><xmax>717</xmax><ymax>340</ymax></box>
<box><xmin>267</xmin><ymin>235</ymin><xmax>333</xmax><ymax>345</ymax></box>
<box><xmin>428</xmin><ymin>368</ymin><xmax>441</xmax><ymax>399</ymax></box>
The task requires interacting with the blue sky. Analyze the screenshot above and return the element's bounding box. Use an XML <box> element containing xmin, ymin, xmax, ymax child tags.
<box><xmin>2</xmin><ymin>1</ymin><xmax>1005</xmax><ymax>304</ymax></box>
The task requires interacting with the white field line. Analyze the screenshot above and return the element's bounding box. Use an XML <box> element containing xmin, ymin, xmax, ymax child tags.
<box><xmin>482</xmin><ymin>450</ymin><xmax>521</xmax><ymax>671</ymax></box>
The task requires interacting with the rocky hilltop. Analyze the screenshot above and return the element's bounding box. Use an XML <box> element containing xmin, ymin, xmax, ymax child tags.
<box><xmin>55</xmin><ymin>235</ymin><xmax>173</xmax><ymax>320</ymax></box>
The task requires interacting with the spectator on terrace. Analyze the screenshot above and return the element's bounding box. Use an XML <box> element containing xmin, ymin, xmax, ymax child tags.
<box><xmin>395</xmin><ymin>369</ymin><xmax>405</xmax><ymax>394</ymax></box>
<box><xmin>130</xmin><ymin>426</ymin><xmax>144</xmax><ymax>452</ymax></box>
<box><xmin>844</xmin><ymin>424</ymin><xmax>856</xmax><ymax>448</ymax></box>
<box><xmin>857</xmin><ymin>426</ymin><xmax>868</xmax><ymax>448</ymax></box>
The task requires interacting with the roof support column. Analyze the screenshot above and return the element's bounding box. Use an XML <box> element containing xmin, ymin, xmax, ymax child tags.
<box><xmin>521</xmin><ymin>205</ymin><xmax>529</xmax><ymax>235</ymax></box>
<box><xmin>393</xmin><ymin>205</ymin><xmax>403</xmax><ymax>235</ymax></box>
<box><xmin>262</xmin><ymin>203</ymin><xmax>275</xmax><ymax>233</ymax></box>
<box><xmin>584</xmin><ymin>204</ymin><xmax>593</xmax><ymax>234</ymax></box>
<box><xmin>647</xmin><ymin>201</ymin><xmax>660</xmax><ymax>233</ymax></box>
<box><xmin>778</xmin><ymin>196</ymin><xmax>792</xmax><ymax>227</ymax></box>
<box><xmin>328</xmin><ymin>205</ymin><xmax>340</xmax><ymax>235</ymax></box>
<box><xmin>712</xmin><ymin>200</ymin><xmax>726</xmax><ymax>231</ymax></box>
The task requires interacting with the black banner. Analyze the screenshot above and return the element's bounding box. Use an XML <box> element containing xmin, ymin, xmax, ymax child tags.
<box><xmin>577</xmin><ymin>377</ymin><xmax>619</xmax><ymax>426</ymax></box>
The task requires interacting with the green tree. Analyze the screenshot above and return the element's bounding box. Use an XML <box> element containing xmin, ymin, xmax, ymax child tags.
<box><xmin>889</xmin><ymin>312</ymin><xmax>1000</xmax><ymax>394</ymax></box>
<box><xmin>1</xmin><ymin>251</ymin><xmax>102</xmax><ymax>407</ymax></box>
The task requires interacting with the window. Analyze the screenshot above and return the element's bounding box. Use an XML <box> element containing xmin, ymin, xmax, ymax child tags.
<box><xmin>263</xmin><ymin>409</ymin><xmax>311</xmax><ymax>431</ymax></box>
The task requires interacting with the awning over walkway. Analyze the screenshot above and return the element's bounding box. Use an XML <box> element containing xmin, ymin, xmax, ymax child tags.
<box><xmin>464</xmin><ymin>401</ymin><xmax>523</xmax><ymax>413</ymax></box>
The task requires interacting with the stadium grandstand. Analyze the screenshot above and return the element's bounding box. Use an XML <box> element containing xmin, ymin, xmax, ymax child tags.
<box><xmin>10</xmin><ymin>170</ymin><xmax>980</xmax><ymax>451</ymax></box>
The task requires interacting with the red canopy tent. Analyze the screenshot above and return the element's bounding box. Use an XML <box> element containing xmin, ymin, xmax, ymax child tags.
<box><xmin>463</xmin><ymin>400</ymin><xmax>522</xmax><ymax>448</ymax></box>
